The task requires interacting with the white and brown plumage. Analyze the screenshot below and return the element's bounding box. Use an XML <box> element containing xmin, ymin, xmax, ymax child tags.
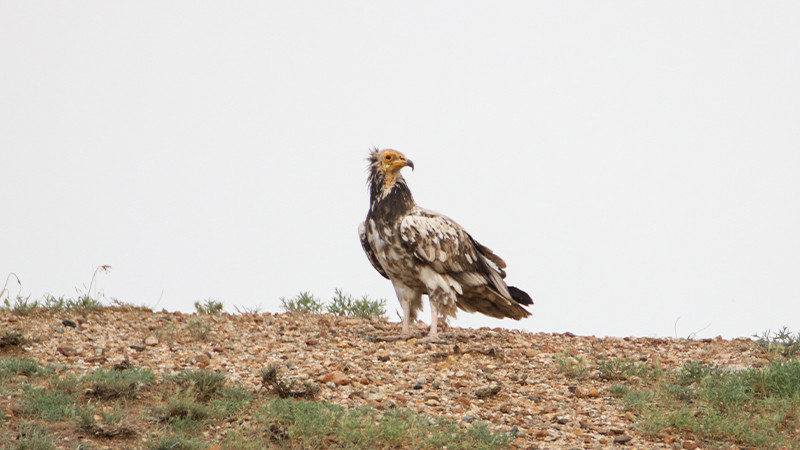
<box><xmin>359</xmin><ymin>148</ymin><xmax>533</xmax><ymax>340</ymax></box>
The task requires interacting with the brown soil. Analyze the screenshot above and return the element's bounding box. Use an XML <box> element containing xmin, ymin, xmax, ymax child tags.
<box><xmin>0</xmin><ymin>308</ymin><xmax>768</xmax><ymax>448</ymax></box>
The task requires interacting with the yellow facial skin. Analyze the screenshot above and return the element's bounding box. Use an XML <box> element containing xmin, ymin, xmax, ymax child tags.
<box><xmin>378</xmin><ymin>149</ymin><xmax>414</xmax><ymax>193</ymax></box>
<box><xmin>379</xmin><ymin>149</ymin><xmax>414</xmax><ymax>174</ymax></box>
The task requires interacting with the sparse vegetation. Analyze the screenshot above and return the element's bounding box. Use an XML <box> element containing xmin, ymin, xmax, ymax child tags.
<box><xmin>280</xmin><ymin>289</ymin><xmax>387</xmax><ymax>318</ymax></box>
<box><xmin>19</xmin><ymin>385</ymin><xmax>77</xmax><ymax>422</ymax></box>
<box><xmin>1</xmin><ymin>294</ymin><xmax>105</xmax><ymax>316</ymax></box>
<box><xmin>147</xmin><ymin>435</ymin><xmax>208</xmax><ymax>450</ymax></box>
<box><xmin>186</xmin><ymin>318</ymin><xmax>213</xmax><ymax>341</ymax></box>
<box><xmin>233</xmin><ymin>304</ymin><xmax>262</xmax><ymax>315</ymax></box>
<box><xmin>83</xmin><ymin>367</ymin><xmax>156</xmax><ymax>399</ymax></box>
<box><xmin>0</xmin><ymin>331</ymin><xmax>34</xmax><ymax>350</ymax></box>
<box><xmin>597</xmin><ymin>356</ymin><xmax>661</xmax><ymax>381</ymax></box>
<box><xmin>0</xmin><ymin>357</ymin><xmax>49</xmax><ymax>379</ymax></box>
<box><xmin>5</xmin><ymin>290</ymin><xmax>798</xmax><ymax>448</ymax></box>
<box><xmin>260</xmin><ymin>363</ymin><xmax>319</xmax><ymax>399</ymax></box>
<box><xmin>754</xmin><ymin>327</ymin><xmax>800</xmax><ymax>359</ymax></box>
<box><xmin>327</xmin><ymin>288</ymin><xmax>387</xmax><ymax>319</ymax></box>
<box><xmin>1</xmin><ymin>296</ymin><xmax>40</xmax><ymax>316</ymax></box>
<box><xmin>260</xmin><ymin>398</ymin><xmax>515</xmax><ymax>449</ymax></box>
<box><xmin>154</xmin><ymin>323</ymin><xmax>178</xmax><ymax>347</ymax></box>
<box><xmin>279</xmin><ymin>291</ymin><xmax>325</xmax><ymax>313</ymax></box>
<box><xmin>14</xmin><ymin>421</ymin><xmax>55</xmax><ymax>449</ymax></box>
<box><xmin>170</xmin><ymin>369</ymin><xmax>227</xmax><ymax>401</ymax></box>
<box><xmin>194</xmin><ymin>298</ymin><xmax>224</xmax><ymax>315</ymax></box>
<box><xmin>555</xmin><ymin>351</ymin><xmax>588</xmax><ymax>379</ymax></box>
<box><xmin>602</xmin><ymin>331</ymin><xmax>800</xmax><ymax>448</ymax></box>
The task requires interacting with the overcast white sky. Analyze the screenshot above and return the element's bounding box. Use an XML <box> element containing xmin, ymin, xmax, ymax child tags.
<box><xmin>2</xmin><ymin>1</ymin><xmax>798</xmax><ymax>338</ymax></box>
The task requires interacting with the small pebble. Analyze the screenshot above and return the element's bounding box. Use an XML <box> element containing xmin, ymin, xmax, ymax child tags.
<box><xmin>62</xmin><ymin>319</ymin><xmax>77</xmax><ymax>328</ymax></box>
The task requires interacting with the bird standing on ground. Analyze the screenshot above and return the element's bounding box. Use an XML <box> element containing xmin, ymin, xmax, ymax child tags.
<box><xmin>359</xmin><ymin>148</ymin><xmax>533</xmax><ymax>341</ymax></box>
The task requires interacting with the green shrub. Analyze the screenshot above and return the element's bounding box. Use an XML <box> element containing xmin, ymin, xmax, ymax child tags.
<box><xmin>194</xmin><ymin>298</ymin><xmax>224</xmax><ymax>315</ymax></box>
<box><xmin>147</xmin><ymin>435</ymin><xmax>208</xmax><ymax>450</ymax></box>
<box><xmin>186</xmin><ymin>318</ymin><xmax>212</xmax><ymax>340</ymax></box>
<box><xmin>555</xmin><ymin>352</ymin><xmax>588</xmax><ymax>379</ymax></box>
<box><xmin>1</xmin><ymin>296</ymin><xmax>40</xmax><ymax>315</ymax></box>
<box><xmin>19</xmin><ymin>385</ymin><xmax>76</xmax><ymax>422</ymax></box>
<box><xmin>326</xmin><ymin>288</ymin><xmax>387</xmax><ymax>319</ymax></box>
<box><xmin>83</xmin><ymin>367</ymin><xmax>156</xmax><ymax>399</ymax></box>
<box><xmin>170</xmin><ymin>369</ymin><xmax>227</xmax><ymax>401</ymax></box>
<box><xmin>260</xmin><ymin>398</ymin><xmax>514</xmax><ymax>449</ymax></box>
<box><xmin>0</xmin><ymin>357</ymin><xmax>49</xmax><ymax>379</ymax></box>
<box><xmin>15</xmin><ymin>421</ymin><xmax>55</xmax><ymax>449</ymax></box>
<box><xmin>279</xmin><ymin>292</ymin><xmax>324</xmax><ymax>314</ymax></box>
<box><xmin>210</xmin><ymin>387</ymin><xmax>253</xmax><ymax>417</ymax></box>
<box><xmin>622</xmin><ymin>357</ymin><xmax>800</xmax><ymax>448</ymax></box>
<box><xmin>753</xmin><ymin>327</ymin><xmax>800</xmax><ymax>358</ymax></box>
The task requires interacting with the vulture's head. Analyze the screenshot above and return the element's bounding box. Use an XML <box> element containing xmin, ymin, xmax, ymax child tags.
<box><xmin>367</xmin><ymin>148</ymin><xmax>415</xmax><ymax>202</ymax></box>
<box><xmin>368</xmin><ymin>148</ymin><xmax>414</xmax><ymax>176</ymax></box>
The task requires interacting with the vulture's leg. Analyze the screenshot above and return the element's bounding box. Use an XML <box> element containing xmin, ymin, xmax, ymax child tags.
<box><xmin>421</xmin><ymin>300</ymin><xmax>447</xmax><ymax>343</ymax></box>
<box><xmin>393</xmin><ymin>282</ymin><xmax>421</xmax><ymax>338</ymax></box>
<box><xmin>426</xmin><ymin>301</ymin><xmax>440</xmax><ymax>340</ymax></box>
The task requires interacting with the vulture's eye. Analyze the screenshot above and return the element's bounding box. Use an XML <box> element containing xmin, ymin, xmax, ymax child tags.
<box><xmin>384</xmin><ymin>155</ymin><xmax>392</xmax><ymax>161</ymax></box>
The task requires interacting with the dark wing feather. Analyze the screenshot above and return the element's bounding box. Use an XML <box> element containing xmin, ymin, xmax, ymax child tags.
<box><xmin>359</xmin><ymin>221</ymin><xmax>389</xmax><ymax>280</ymax></box>
<box><xmin>398</xmin><ymin>210</ymin><xmax>511</xmax><ymax>298</ymax></box>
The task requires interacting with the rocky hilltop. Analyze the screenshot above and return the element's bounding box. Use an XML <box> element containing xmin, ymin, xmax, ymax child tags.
<box><xmin>0</xmin><ymin>308</ymin><xmax>768</xmax><ymax>448</ymax></box>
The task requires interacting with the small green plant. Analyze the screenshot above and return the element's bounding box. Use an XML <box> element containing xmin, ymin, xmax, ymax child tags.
<box><xmin>15</xmin><ymin>421</ymin><xmax>56</xmax><ymax>449</ymax></box>
<box><xmin>48</xmin><ymin>373</ymin><xmax>80</xmax><ymax>394</ymax></box>
<box><xmin>74</xmin><ymin>403</ymin><xmax>97</xmax><ymax>427</ymax></box>
<box><xmin>68</xmin><ymin>294</ymin><xmax>104</xmax><ymax>314</ymax></box>
<box><xmin>83</xmin><ymin>367</ymin><xmax>156</xmax><ymax>399</ymax></box>
<box><xmin>74</xmin><ymin>264</ymin><xmax>112</xmax><ymax>310</ymax></box>
<box><xmin>155</xmin><ymin>324</ymin><xmax>178</xmax><ymax>347</ymax></box>
<box><xmin>260</xmin><ymin>364</ymin><xmax>319</xmax><ymax>399</ymax></box>
<box><xmin>597</xmin><ymin>356</ymin><xmax>659</xmax><ymax>381</ymax></box>
<box><xmin>194</xmin><ymin>298</ymin><xmax>224</xmax><ymax>315</ymax></box>
<box><xmin>677</xmin><ymin>360</ymin><xmax>714</xmax><ymax>386</ymax></box>
<box><xmin>171</xmin><ymin>369</ymin><xmax>227</xmax><ymax>401</ymax></box>
<box><xmin>597</xmin><ymin>356</ymin><xmax>633</xmax><ymax>380</ymax></box>
<box><xmin>233</xmin><ymin>304</ymin><xmax>263</xmax><ymax>314</ymax></box>
<box><xmin>260</xmin><ymin>398</ymin><xmax>514</xmax><ymax>449</ymax></box>
<box><xmin>279</xmin><ymin>291</ymin><xmax>324</xmax><ymax>314</ymax></box>
<box><xmin>210</xmin><ymin>386</ymin><xmax>253</xmax><ymax>417</ymax></box>
<box><xmin>186</xmin><ymin>318</ymin><xmax>213</xmax><ymax>341</ymax></box>
<box><xmin>19</xmin><ymin>385</ymin><xmax>77</xmax><ymax>422</ymax></box>
<box><xmin>0</xmin><ymin>330</ymin><xmax>34</xmax><ymax>349</ymax></box>
<box><xmin>617</xmin><ymin>358</ymin><xmax>800</xmax><ymax>448</ymax></box>
<box><xmin>753</xmin><ymin>327</ymin><xmax>800</xmax><ymax>358</ymax></box>
<box><xmin>0</xmin><ymin>357</ymin><xmax>48</xmax><ymax>378</ymax></box>
<box><xmin>326</xmin><ymin>288</ymin><xmax>387</xmax><ymax>319</ymax></box>
<box><xmin>608</xmin><ymin>384</ymin><xmax>629</xmax><ymax>398</ymax></box>
<box><xmin>155</xmin><ymin>390</ymin><xmax>211</xmax><ymax>435</ymax></box>
<box><xmin>147</xmin><ymin>435</ymin><xmax>208</xmax><ymax>450</ymax></box>
<box><xmin>555</xmin><ymin>351</ymin><xmax>588</xmax><ymax>379</ymax></box>
<box><xmin>2</xmin><ymin>296</ymin><xmax>40</xmax><ymax>315</ymax></box>
<box><xmin>40</xmin><ymin>294</ymin><xmax>69</xmax><ymax>312</ymax></box>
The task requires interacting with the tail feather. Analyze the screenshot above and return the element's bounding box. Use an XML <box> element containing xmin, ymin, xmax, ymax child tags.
<box><xmin>508</xmin><ymin>286</ymin><xmax>533</xmax><ymax>305</ymax></box>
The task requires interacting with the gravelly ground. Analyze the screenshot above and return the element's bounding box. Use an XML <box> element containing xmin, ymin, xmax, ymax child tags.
<box><xmin>1</xmin><ymin>308</ymin><xmax>767</xmax><ymax>448</ymax></box>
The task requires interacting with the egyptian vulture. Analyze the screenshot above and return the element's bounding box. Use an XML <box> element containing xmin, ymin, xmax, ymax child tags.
<box><xmin>359</xmin><ymin>148</ymin><xmax>532</xmax><ymax>340</ymax></box>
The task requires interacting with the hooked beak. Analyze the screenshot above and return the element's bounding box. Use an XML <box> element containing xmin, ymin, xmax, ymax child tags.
<box><xmin>405</xmin><ymin>159</ymin><xmax>414</xmax><ymax>171</ymax></box>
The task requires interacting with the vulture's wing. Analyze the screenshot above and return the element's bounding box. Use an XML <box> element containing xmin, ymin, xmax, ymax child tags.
<box><xmin>398</xmin><ymin>210</ymin><xmax>511</xmax><ymax>298</ymax></box>
<box><xmin>358</xmin><ymin>221</ymin><xmax>389</xmax><ymax>279</ymax></box>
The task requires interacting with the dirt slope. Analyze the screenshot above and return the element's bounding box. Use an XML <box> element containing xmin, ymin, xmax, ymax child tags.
<box><xmin>0</xmin><ymin>308</ymin><xmax>765</xmax><ymax>448</ymax></box>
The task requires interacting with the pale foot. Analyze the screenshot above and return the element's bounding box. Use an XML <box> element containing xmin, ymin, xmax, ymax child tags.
<box><xmin>420</xmin><ymin>335</ymin><xmax>447</xmax><ymax>344</ymax></box>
